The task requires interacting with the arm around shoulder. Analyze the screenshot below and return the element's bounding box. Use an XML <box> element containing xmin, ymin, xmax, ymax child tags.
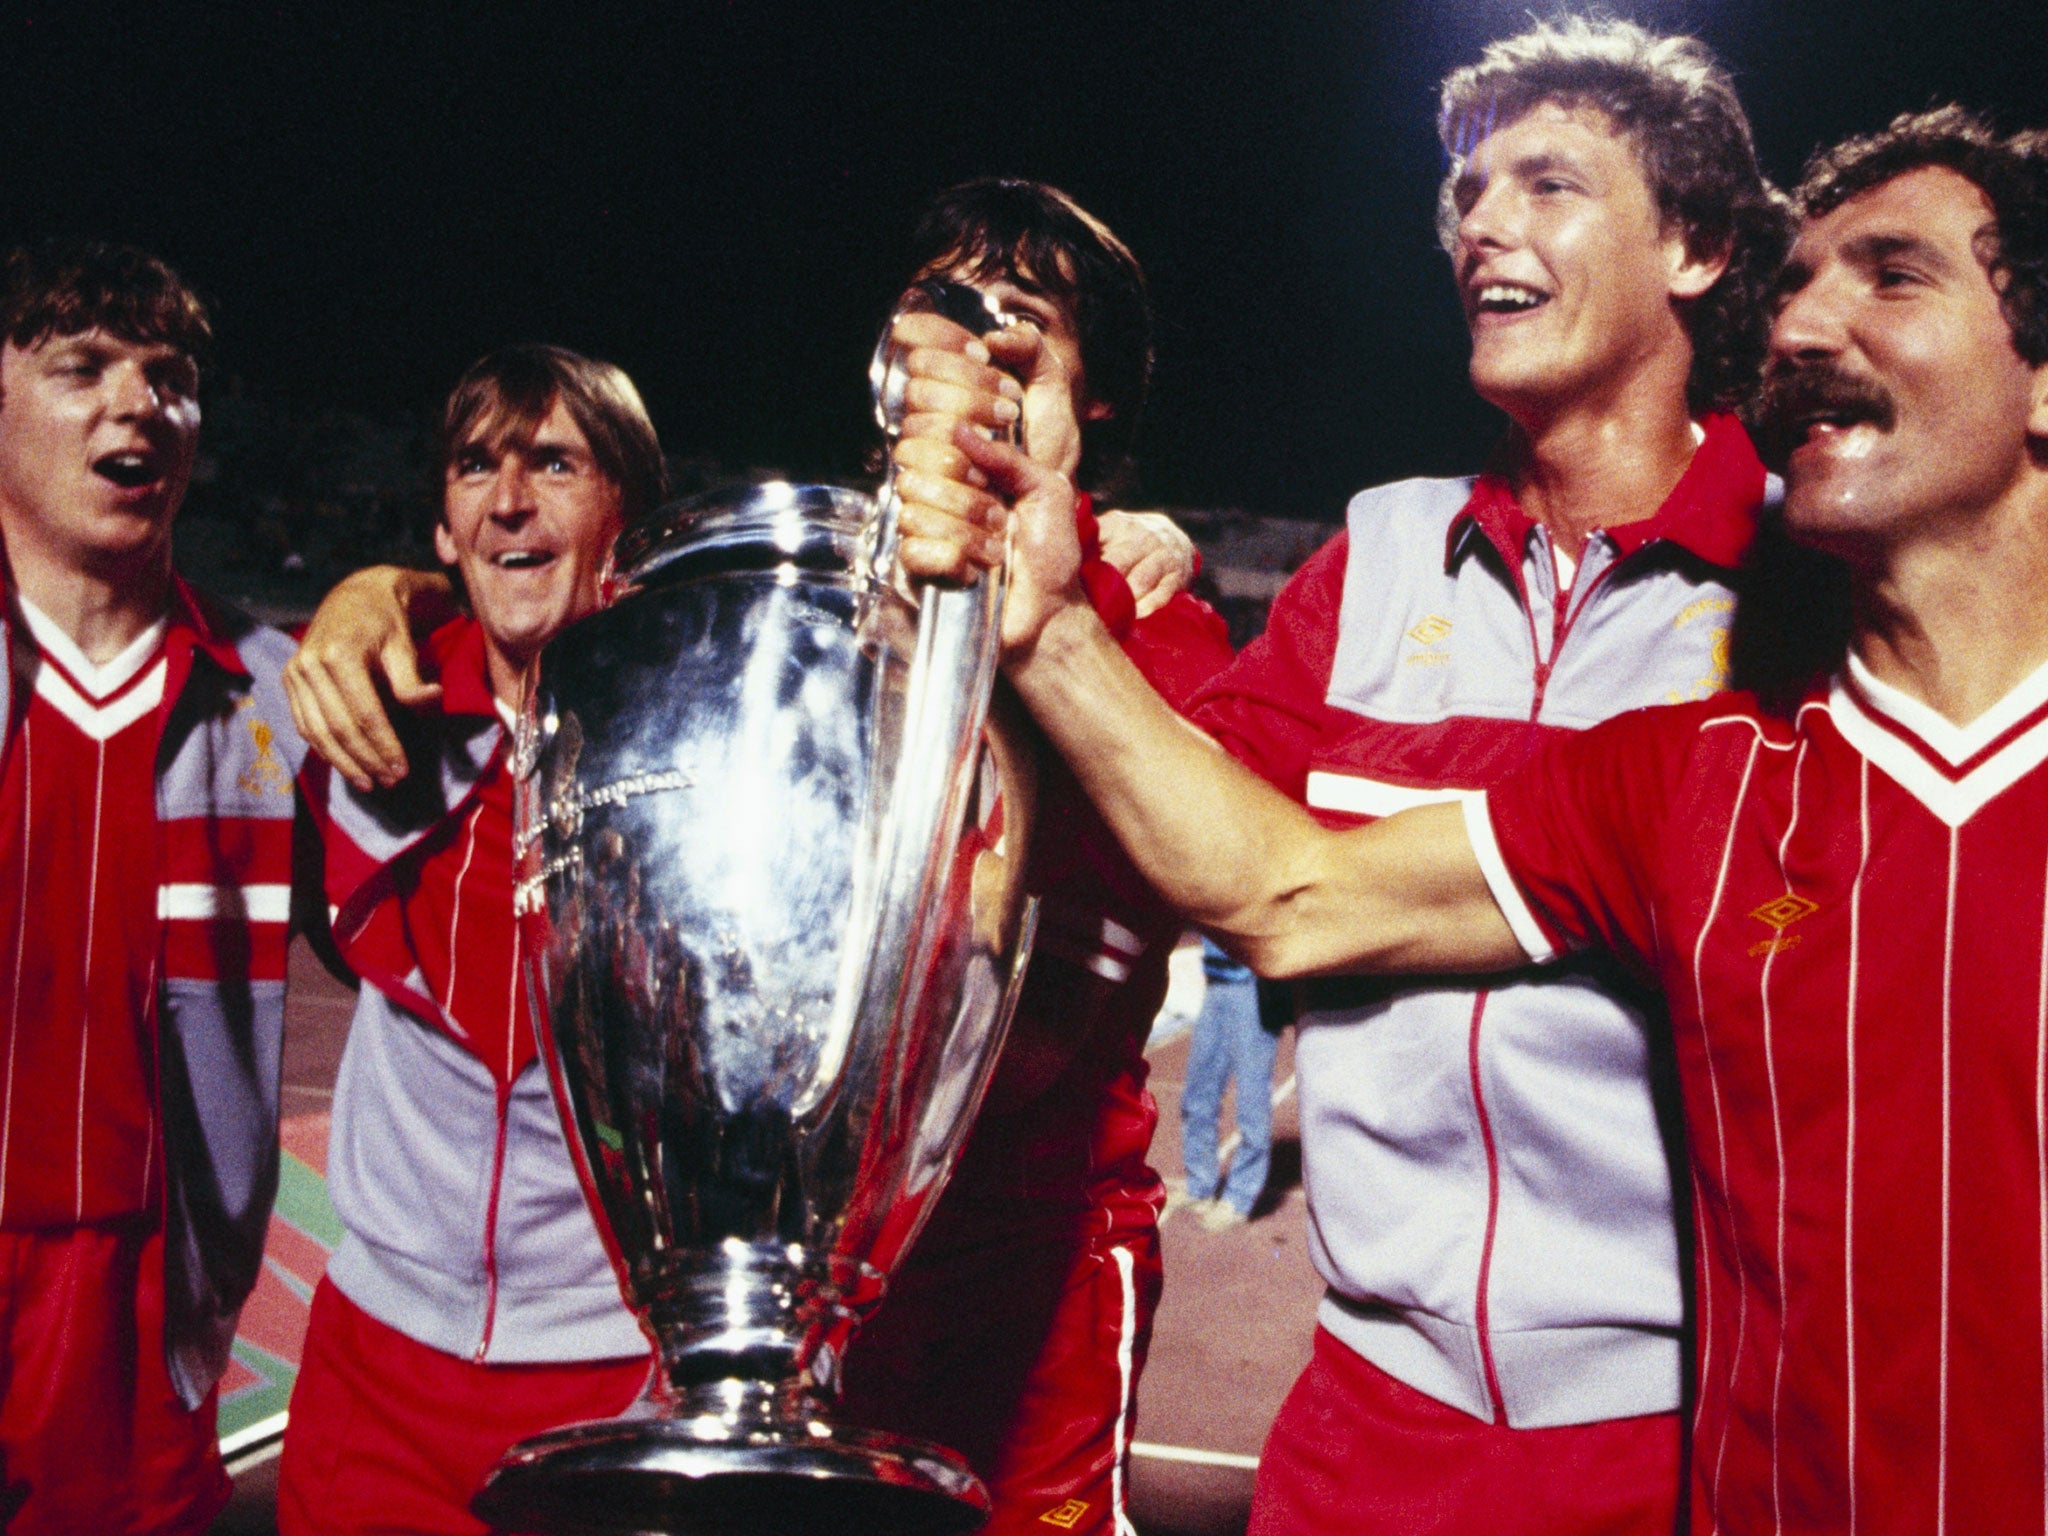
<box><xmin>285</xmin><ymin>565</ymin><xmax>455</xmax><ymax>792</ymax></box>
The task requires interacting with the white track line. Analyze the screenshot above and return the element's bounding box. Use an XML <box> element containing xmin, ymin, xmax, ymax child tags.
<box><xmin>221</xmin><ymin>1410</ymin><xmax>287</xmax><ymax>1474</ymax></box>
<box><xmin>1131</xmin><ymin>1440</ymin><xmax>1260</xmax><ymax>1471</ymax></box>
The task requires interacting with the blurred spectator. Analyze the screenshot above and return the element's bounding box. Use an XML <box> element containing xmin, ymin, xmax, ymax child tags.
<box><xmin>1180</xmin><ymin>936</ymin><xmax>1285</xmax><ymax>1228</ymax></box>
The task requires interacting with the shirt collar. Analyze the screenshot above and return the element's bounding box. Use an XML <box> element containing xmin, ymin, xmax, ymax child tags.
<box><xmin>1446</xmin><ymin>412</ymin><xmax>1766</xmax><ymax>574</ymax></box>
<box><xmin>427</xmin><ymin>615</ymin><xmax>503</xmax><ymax>720</ymax></box>
<box><xmin>164</xmin><ymin>573</ymin><xmax>250</xmax><ymax>679</ymax></box>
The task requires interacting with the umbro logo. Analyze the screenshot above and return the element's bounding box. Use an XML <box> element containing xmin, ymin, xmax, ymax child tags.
<box><xmin>1747</xmin><ymin>893</ymin><xmax>1818</xmax><ymax>957</ymax></box>
<box><xmin>1039</xmin><ymin>1499</ymin><xmax>1091</xmax><ymax>1528</ymax></box>
<box><xmin>1405</xmin><ymin>614</ymin><xmax>1453</xmax><ymax>667</ymax></box>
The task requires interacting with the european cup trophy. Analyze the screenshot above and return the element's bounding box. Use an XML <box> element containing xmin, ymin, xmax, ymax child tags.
<box><xmin>472</xmin><ymin>284</ymin><xmax>1039</xmax><ymax>1535</ymax></box>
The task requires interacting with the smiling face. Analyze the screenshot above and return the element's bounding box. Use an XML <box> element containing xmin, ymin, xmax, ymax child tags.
<box><xmin>436</xmin><ymin>396</ymin><xmax>625</xmax><ymax>701</ymax></box>
<box><xmin>0</xmin><ymin>328</ymin><xmax>200</xmax><ymax>585</ymax></box>
<box><xmin>1764</xmin><ymin>165</ymin><xmax>2047</xmax><ymax>559</ymax></box>
<box><xmin>1448</xmin><ymin>101</ymin><xmax>1721</xmax><ymax>426</ymax></box>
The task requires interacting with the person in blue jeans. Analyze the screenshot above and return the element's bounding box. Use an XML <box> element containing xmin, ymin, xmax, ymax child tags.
<box><xmin>1180</xmin><ymin>936</ymin><xmax>1282</xmax><ymax>1227</ymax></box>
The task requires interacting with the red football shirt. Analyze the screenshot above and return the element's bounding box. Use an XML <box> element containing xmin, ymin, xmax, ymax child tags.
<box><xmin>1476</xmin><ymin>653</ymin><xmax>2048</xmax><ymax>1536</ymax></box>
<box><xmin>0</xmin><ymin>603</ymin><xmax>167</xmax><ymax>1229</ymax></box>
<box><xmin>390</xmin><ymin>632</ymin><xmax>531</xmax><ymax>1088</ymax></box>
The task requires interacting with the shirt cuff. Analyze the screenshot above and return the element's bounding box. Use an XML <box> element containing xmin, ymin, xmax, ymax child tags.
<box><xmin>1461</xmin><ymin>791</ymin><xmax>1558</xmax><ymax>964</ymax></box>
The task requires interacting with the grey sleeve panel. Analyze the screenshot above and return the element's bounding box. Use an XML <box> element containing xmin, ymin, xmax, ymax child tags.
<box><xmin>158</xmin><ymin>978</ymin><xmax>287</xmax><ymax>1409</ymax></box>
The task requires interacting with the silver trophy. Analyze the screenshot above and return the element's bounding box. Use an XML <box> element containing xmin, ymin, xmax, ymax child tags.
<box><xmin>474</xmin><ymin>285</ymin><xmax>1038</xmax><ymax>1535</ymax></box>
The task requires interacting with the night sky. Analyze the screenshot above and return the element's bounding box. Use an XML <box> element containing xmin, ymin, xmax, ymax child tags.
<box><xmin>3</xmin><ymin>0</ymin><xmax>2044</xmax><ymax>521</ymax></box>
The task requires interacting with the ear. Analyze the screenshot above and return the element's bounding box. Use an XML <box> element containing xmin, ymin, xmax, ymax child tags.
<box><xmin>1080</xmin><ymin>396</ymin><xmax>1115</xmax><ymax>424</ymax></box>
<box><xmin>433</xmin><ymin>520</ymin><xmax>458</xmax><ymax>567</ymax></box>
<box><xmin>1667</xmin><ymin>230</ymin><xmax>1731</xmax><ymax>303</ymax></box>
<box><xmin>2028</xmin><ymin>360</ymin><xmax>2048</xmax><ymax>441</ymax></box>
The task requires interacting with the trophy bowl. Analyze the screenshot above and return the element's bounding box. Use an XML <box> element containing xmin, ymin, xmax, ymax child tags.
<box><xmin>475</xmin><ymin>481</ymin><xmax>1038</xmax><ymax>1535</ymax></box>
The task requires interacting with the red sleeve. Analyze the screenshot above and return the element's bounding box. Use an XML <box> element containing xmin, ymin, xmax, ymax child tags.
<box><xmin>1073</xmin><ymin>494</ymin><xmax>1137</xmax><ymax>640</ymax></box>
<box><xmin>1186</xmin><ymin>531</ymin><xmax>1350</xmax><ymax>799</ymax></box>
<box><xmin>1478</xmin><ymin>703</ymin><xmax>1698</xmax><ymax>970</ymax></box>
<box><xmin>1069</xmin><ymin>494</ymin><xmax>1233</xmax><ymax>710</ymax></box>
<box><xmin>1120</xmin><ymin>593</ymin><xmax>1233</xmax><ymax>713</ymax></box>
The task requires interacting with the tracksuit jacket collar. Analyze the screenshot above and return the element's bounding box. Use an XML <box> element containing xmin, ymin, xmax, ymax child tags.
<box><xmin>1447</xmin><ymin>412</ymin><xmax>1766</xmax><ymax>576</ymax></box>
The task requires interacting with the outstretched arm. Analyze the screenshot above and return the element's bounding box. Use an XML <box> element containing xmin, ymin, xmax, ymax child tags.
<box><xmin>284</xmin><ymin>566</ymin><xmax>457</xmax><ymax>791</ymax></box>
<box><xmin>900</xmin><ymin>423</ymin><xmax>1524</xmax><ymax>980</ymax></box>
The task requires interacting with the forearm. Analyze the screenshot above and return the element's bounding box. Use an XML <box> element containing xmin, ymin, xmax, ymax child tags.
<box><xmin>1009</xmin><ymin>602</ymin><xmax>1520</xmax><ymax>978</ymax></box>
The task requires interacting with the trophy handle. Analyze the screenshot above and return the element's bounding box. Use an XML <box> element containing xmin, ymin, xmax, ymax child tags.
<box><xmin>866</xmin><ymin>277</ymin><xmax>1022</xmax><ymax>584</ymax></box>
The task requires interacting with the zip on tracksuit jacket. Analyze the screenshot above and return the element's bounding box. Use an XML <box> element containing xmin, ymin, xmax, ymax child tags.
<box><xmin>0</xmin><ymin>576</ymin><xmax>310</xmax><ymax>1408</ymax></box>
<box><xmin>1190</xmin><ymin>415</ymin><xmax>1770</xmax><ymax>1428</ymax></box>
<box><xmin>307</xmin><ymin>618</ymin><xmax>643</xmax><ymax>1365</ymax></box>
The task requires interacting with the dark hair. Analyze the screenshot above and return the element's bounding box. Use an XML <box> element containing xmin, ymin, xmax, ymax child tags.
<box><xmin>1794</xmin><ymin>105</ymin><xmax>2048</xmax><ymax>368</ymax></box>
<box><xmin>440</xmin><ymin>345</ymin><xmax>667</xmax><ymax>524</ymax></box>
<box><xmin>907</xmin><ymin>178</ymin><xmax>1151</xmax><ymax>493</ymax></box>
<box><xmin>1437</xmin><ymin>16</ymin><xmax>1793</xmax><ymax>417</ymax></box>
<box><xmin>0</xmin><ymin>239</ymin><xmax>212</xmax><ymax>365</ymax></box>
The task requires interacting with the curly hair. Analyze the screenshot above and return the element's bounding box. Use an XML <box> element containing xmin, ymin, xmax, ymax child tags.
<box><xmin>907</xmin><ymin>179</ymin><xmax>1151</xmax><ymax>495</ymax></box>
<box><xmin>1437</xmin><ymin>16</ymin><xmax>1793</xmax><ymax>418</ymax></box>
<box><xmin>1794</xmin><ymin>105</ymin><xmax>2048</xmax><ymax>368</ymax></box>
<box><xmin>0</xmin><ymin>238</ymin><xmax>212</xmax><ymax>366</ymax></box>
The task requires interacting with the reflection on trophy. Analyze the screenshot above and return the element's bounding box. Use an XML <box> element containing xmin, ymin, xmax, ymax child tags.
<box><xmin>473</xmin><ymin>286</ymin><xmax>1038</xmax><ymax>1535</ymax></box>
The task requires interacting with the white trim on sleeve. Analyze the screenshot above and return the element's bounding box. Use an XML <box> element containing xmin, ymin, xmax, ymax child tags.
<box><xmin>1461</xmin><ymin>792</ymin><xmax>1557</xmax><ymax>964</ymax></box>
<box><xmin>1306</xmin><ymin>770</ymin><xmax>1468</xmax><ymax>820</ymax></box>
<box><xmin>157</xmin><ymin>883</ymin><xmax>293</xmax><ymax>923</ymax></box>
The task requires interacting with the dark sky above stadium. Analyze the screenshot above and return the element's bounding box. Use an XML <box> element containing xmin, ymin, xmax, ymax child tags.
<box><xmin>2</xmin><ymin>0</ymin><xmax>2043</xmax><ymax>520</ymax></box>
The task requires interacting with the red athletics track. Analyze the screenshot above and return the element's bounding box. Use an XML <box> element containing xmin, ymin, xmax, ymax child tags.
<box><xmin>209</xmin><ymin>939</ymin><xmax>1320</xmax><ymax>1535</ymax></box>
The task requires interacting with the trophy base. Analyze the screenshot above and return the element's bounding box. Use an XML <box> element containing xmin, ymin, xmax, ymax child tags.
<box><xmin>470</xmin><ymin>1413</ymin><xmax>990</xmax><ymax>1536</ymax></box>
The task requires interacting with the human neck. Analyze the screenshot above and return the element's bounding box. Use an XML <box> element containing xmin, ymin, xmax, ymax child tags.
<box><xmin>4</xmin><ymin>533</ymin><xmax>171</xmax><ymax>666</ymax></box>
<box><xmin>484</xmin><ymin>642</ymin><xmax>533</xmax><ymax>713</ymax></box>
<box><xmin>1850</xmin><ymin>486</ymin><xmax>2048</xmax><ymax>728</ymax></box>
<box><xmin>1499</xmin><ymin>371</ymin><xmax>1702</xmax><ymax>562</ymax></box>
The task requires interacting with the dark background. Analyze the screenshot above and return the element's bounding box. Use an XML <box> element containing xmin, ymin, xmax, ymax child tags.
<box><xmin>3</xmin><ymin>0</ymin><xmax>2044</xmax><ymax>527</ymax></box>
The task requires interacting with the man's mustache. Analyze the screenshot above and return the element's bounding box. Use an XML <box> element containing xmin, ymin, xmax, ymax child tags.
<box><xmin>1756</xmin><ymin>360</ymin><xmax>1898</xmax><ymax>465</ymax></box>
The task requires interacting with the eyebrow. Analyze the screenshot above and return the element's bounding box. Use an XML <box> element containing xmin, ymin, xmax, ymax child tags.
<box><xmin>1777</xmin><ymin>226</ymin><xmax>1971</xmax><ymax>301</ymax></box>
<box><xmin>1510</xmin><ymin>150</ymin><xmax>1584</xmax><ymax>180</ymax></box>
<box><xmin>453</xmin><ymin>425</ymin><xmax>587</xmax><ymax>459</ymax></box>
<box><xmin>522</xmin><ymin>437</ymin><xmax>590</xmax><ymax>462</ymax></box>
<box><xmin>1842</xmin><ymin>230</ymin><xmax>1958</xmax><ymax>276</ymax></box>
<box><xmin>38</xmin><ymin>335</ymin><xmax>194</xmax><ymax>375</ymax></box>
<box><xmin>39</xmin><ymin>337</ymin><xmax>107</xmax><ymax>364</ymax></box>
<box><xmin>1451</xmin><ymin>150</ymin><xmax>1587</xmax><ymax>208</ymax></box>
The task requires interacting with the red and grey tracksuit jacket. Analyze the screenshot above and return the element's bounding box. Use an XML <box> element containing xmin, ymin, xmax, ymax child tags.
<box><xmin>1190</xmin><ymin>415</ymin><xmax>1769</xmax><ymax>1428</ymax></box>
<box><xmin>307</xmin><ymin>619</ymin><xmax>642</xmax><ymax>1365</ymax></box>
<box><xmin>0</xmin><ymin>576</ymin><xmax>310</xmax><ymax>1408</ymax></box>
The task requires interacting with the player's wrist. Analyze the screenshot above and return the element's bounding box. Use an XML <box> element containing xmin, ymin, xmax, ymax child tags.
<box><xmin>1008</xmin><ymin>594</ymin><xmax>1109</xmax><ymax>698</ymax></box>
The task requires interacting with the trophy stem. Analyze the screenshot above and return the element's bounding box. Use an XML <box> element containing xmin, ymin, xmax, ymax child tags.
<box><xmin>639</xmin><ymin>1239</ymin><xmax>859</xmax><ymax>1401</ymax></box>
<box><xmin>471</xmin><ymin>1238</ymin><xmax>990</xmax><ymax>1534</ymax></box>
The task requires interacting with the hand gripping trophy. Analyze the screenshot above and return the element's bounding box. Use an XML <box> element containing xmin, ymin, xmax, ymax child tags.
<box><xmin>471</xmin><ymin>284</ymin><xmax>1040</xmax><ymax>1536</ymax></box>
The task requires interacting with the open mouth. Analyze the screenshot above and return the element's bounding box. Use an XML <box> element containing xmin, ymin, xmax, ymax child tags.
<box><xmin>492</xmin><ymin>550</ymin><xmax>556</xmax><ymax>570</ymax></box>
<box><xmin>92</xmin><ymin>451</ymin><xmax>158</xmax><ymax>490</ymax></box>
<box><xmin>1470</xmin><ymin>282</ymin><xmax>1549</xmax><ymax>317</ymax></box>
<box><xmin>1758</xmin><ymin>364</ymin><xmax>1896</xmax><ymax>463</ymax></box>
<box><xmin>1793</xmin><ymin>409</ymin><xmax>1878</xmax><ymax>441</ymax></box>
